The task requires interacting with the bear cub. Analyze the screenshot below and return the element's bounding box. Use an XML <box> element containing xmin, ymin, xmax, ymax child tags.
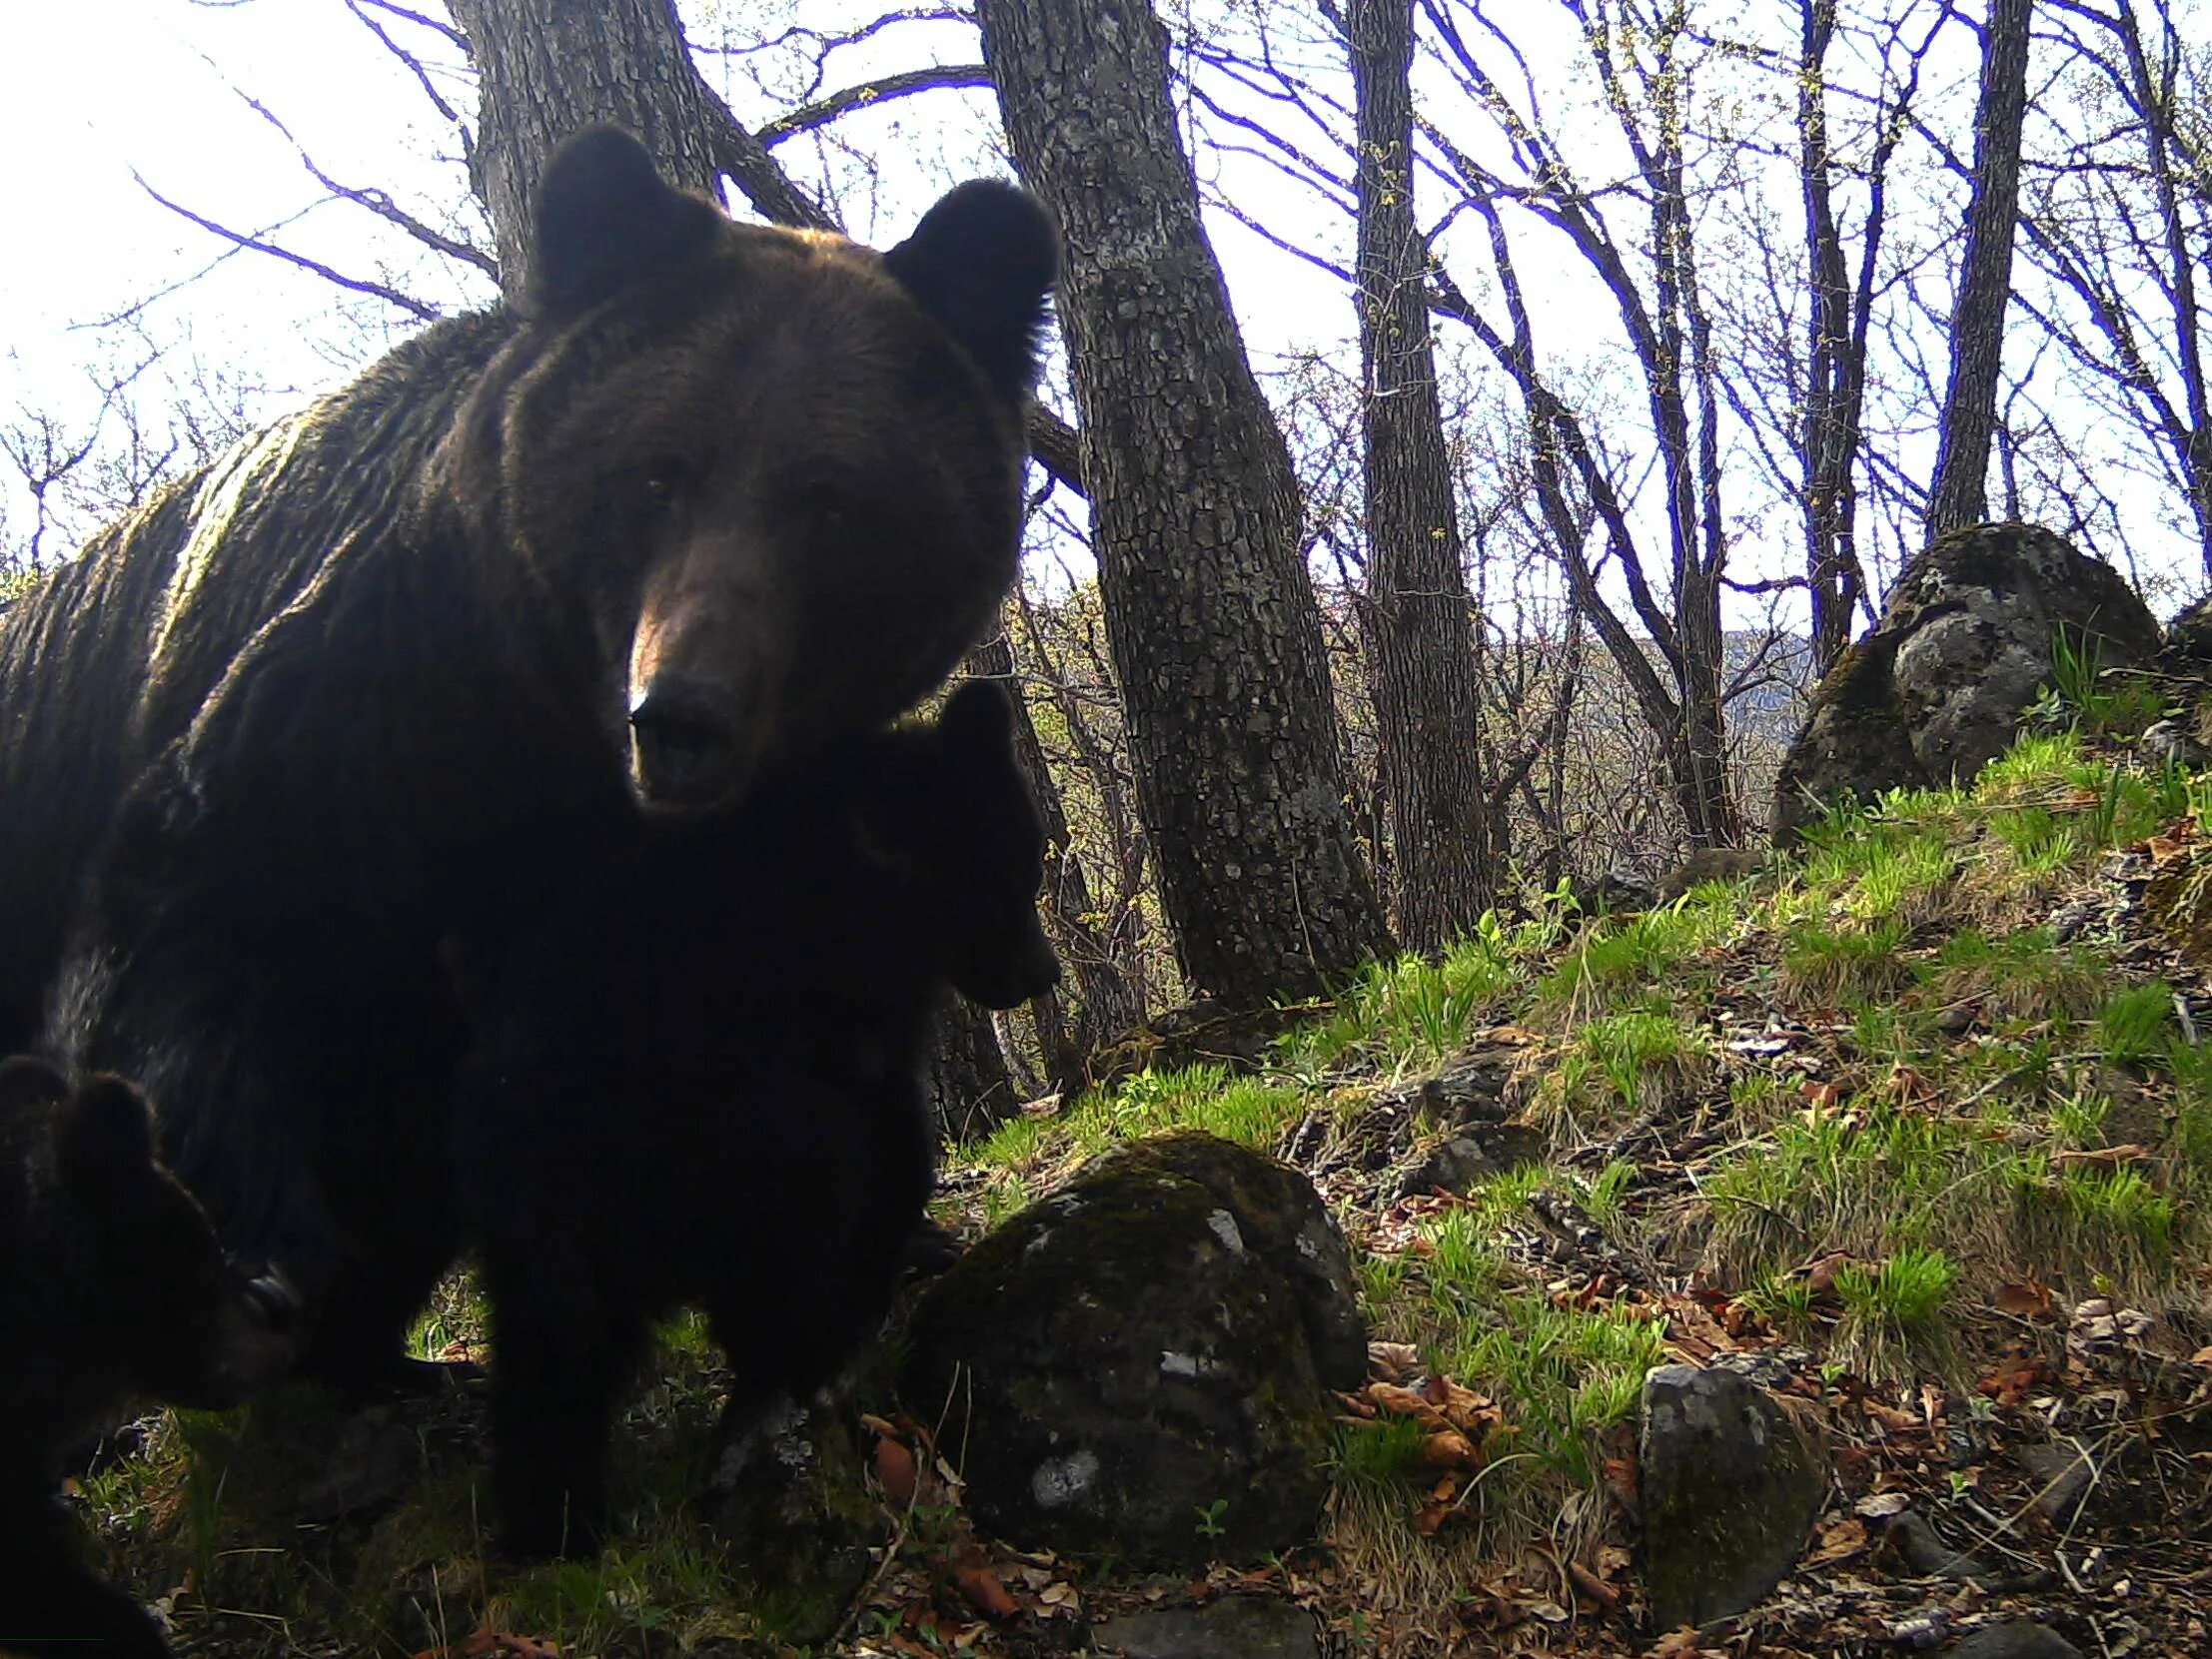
<box><xmin>451</xmin><ymin>678</ymin><xmax>1058</xmax><ymax>1558</ymax></box>
<box><xmin>0</xmin><ymin>1057</ymin><xmax>294</xmax><ymax>1657</ymax></box>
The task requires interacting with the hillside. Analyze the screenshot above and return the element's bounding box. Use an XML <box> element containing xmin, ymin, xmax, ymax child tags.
<box><xmin>65</xmin><ymin>724</ymin><xmax>2212</xmax><ymax>1657</ymax></box>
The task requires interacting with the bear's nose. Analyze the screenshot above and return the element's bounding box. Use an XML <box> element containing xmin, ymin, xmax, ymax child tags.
<box><xmin>628</xmin><ymin>675</ymin><xmax>748</xmax><ymax>813</ymax></box>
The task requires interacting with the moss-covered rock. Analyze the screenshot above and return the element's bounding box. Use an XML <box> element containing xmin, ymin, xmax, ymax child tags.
<box><xmin>899</xmin><ymin>1132</ymin><xmax>1365</xmax><ymax>1569</ymax></box>
<box><xmin>1640</xmin><ymin>1363</ymin><xmax>1827</xmax><ymax>1632</ymax></box>
<box><xmin>1773</xmin><ymin>523</ymin><xmax>2159</xmax><ymax>842</ymax></box>
<box><xmin>702</xmin><ymin>1398</ymin><xmax>881</xmax><ymax>1645</ymax></box>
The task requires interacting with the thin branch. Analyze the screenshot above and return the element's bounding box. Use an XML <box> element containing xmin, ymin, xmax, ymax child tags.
<box><xmin>233</xmin><ymin>88</ymin><xmax>496</xmax><ymax>279</ymax></box>
<box><xmin>132</xmin><ymin>171</ymin><xmax>442</xmax><ymax>321</ymax></box>
<box><xmin>757</xmin><ymin>65</ymin><xmax>994</xmax><ymax>146</ymax></box>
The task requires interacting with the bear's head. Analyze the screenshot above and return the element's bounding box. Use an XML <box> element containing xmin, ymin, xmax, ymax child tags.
<box><xmin>0</xmin><ymin>1056</ymin><xmax>297</xmax><ymax>1409</ymax></box>
<box><xmin>461</xmin><ymin>126</ymin><xmax>1058</xmax><ymax>820</ymax></box>
<box><xmin>868</xmin><ymin>679</ymin><xmax>1061</xmax><ymax>1010</ymax></box>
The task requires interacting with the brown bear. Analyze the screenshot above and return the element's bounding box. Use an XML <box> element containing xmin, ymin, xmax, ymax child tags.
<box><xmin>15</xmin><ymin>126</ymin><xmax>1055</xmax><ymax>1387</ymax></box>
<box><xmin>0</xmin><ymin>1056</ymin><xmax>295</xmax><ymax>1657</ymax></box>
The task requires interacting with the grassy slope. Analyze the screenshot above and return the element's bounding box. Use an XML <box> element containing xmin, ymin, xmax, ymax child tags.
<box><xmin>73</xmin><ymin>725</ymin><xmax>2212</xmax><ymax>1656</ymax></box>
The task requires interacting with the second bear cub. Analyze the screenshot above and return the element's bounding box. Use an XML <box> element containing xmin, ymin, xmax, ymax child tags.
<box><xmin>452</xmin><ymin>679</ymin><xmax>1057</xmax><ymax>1557</ymax></box>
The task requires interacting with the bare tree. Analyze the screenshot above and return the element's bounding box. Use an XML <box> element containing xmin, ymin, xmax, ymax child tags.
<box><xmin>1926</xmin><ymin>0</ymin><xmax>2034</xmax><ymax>539</ymax></box>
<box><xmin>975</xmin><ymin>0</ymin><xmax>1395</xmax><ymax>1004</ymax></box>
<box><xmin>1785</xmin><ymin>1</ymin><xmax>1946</xmax><ymax>666</ymax></box>
<box><xmin>1344</xmin><ymin>0</ymin><xmax>1496</xmax><ymax>947</ymax></box>
<box><xmin>1416</xmin><ymin>0</ymin><xmax>1744</xmax><ymax>847</ymax></box>
<box><xmin>2018</xmin><ymin>0</ymin><xmax>2212</xmax><ymax>575</ymax></box>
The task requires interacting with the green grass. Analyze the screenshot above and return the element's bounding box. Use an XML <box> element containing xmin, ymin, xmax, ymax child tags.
<box><xmin>1779</xmin><ymin>919</ymin><xmax>1912</xmax><ymax>1006</ymax></box>
<box><xmin>1927</xmin><ymin>927</ymin><xmax>2105</xmax><ymax>1025</ymax></box>
<box><xmin>2098</xmin><ymin>983</ymin><xmax>2176</xmax><ymax>1065</ymax></box>
<box><xmin>1534</xmin><ymin>898</ymin><xmax>1735</xmax><ymax>1014</ymax></box>
<box><xmin>1287</xmin><ymin>939</ymin><xmax>1514</xmax><ymax>1071</ymax></box>
<box><xmin>1535</xmin><ymin>1009</ymin><xmax>1713</xmax><ymax>1134</ymax></box>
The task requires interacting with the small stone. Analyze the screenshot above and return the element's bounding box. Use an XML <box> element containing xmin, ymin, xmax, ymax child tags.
<box><xmin>1947</xmin><ymin>1620</ymin><xmax>2085</xmax><ymax>1659</ymax></box>
<box><xmin>2014</xmin><ymin>1443</ymin><xmax>2092</xmax><ymax>1520</ymax></box>
<box><xmin>1091</xmin><ymin>1596</ymin><xmax>1318</xmax><ymax>1659</ymax></box>
<box><xmin>1885</xmin><ymin>1510</ymin><xmax>1994</xmax><ymax>1582</ymax></box>
<box><xmin>1394</xmin><ymin>1134</ymin><xmax>1495</xmax><ymax>1199</ymax></box>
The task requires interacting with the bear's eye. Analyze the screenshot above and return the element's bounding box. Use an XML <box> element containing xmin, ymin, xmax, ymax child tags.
<box><xmin>637</xmin><ymin>460</ymin><xmax>692</xmax><ymax>511</ymax></box>
<box><xmin>799</xmin><ymin>479</ymin><xmax>852</xmax><ymax>533</ymax></box>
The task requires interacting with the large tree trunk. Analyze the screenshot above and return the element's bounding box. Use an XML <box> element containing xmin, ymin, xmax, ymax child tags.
<box><xmin>445</xmin><ymin>0</ymin><xmax>727</xmax><ymax>295</ymax></box>
<box><xmin>1347</xmin><ymin>0</ymin><xmax>1495</xmax><ymax>951</ymax></box>
<box><xmin>974</xmin><ymin>0</ymin><xmax>1394</xmax><ymax>1005</ymax></box>
<box><xmin>1925</xmin><ymin>0</ymin><xmax>2033</xmax><ymax>541</ymax></box>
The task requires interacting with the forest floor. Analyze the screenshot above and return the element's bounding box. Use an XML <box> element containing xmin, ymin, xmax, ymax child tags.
<box><xmin>75</xmin><ymin>721</ymin><xmax>2212</xmax><ymax>1657</ymax></box>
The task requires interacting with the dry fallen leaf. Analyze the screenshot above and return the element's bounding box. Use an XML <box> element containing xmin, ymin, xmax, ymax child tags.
<box><xmin>1994</xmin><ymin>1279</ymin><xmax>2055</xmax><ymax>1319</ymax></box>
<box><xmin>1804</xmin><ymin>1516</ymin><xmax>1869</xmax><ymax>1564</ymax></box>
<box><xmin>952</xmin><ymin>1554</ymin><xmax>1019</xmax><ymax>1622</ymax></box>
<box><xmin>2050</xmin><ymin>1144</ymin><xmax>2151</xmax><ymax>1171</ymax></box>
<box><xmin>874</xmin><ymin>1434</ymin><xmax>919</xmax><ymax>1507</ymax></box>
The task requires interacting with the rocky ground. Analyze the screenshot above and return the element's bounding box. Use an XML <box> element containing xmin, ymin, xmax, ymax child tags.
<box><xmin>66</xmin><ymin>718</ymin><xmax>2212</xmax><ymax>1658</ymax></box>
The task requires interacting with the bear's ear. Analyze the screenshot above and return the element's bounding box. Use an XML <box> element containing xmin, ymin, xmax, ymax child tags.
<box><xmin>883</xmin><ymin>180</ymin><xmax>1058</xmax><ymax>403</ymax></box>
<box><xmin>528</xmin><ymin>126</ymin><xmax>725</xmax><ymax>317</ymax></box>
<box><xmin>0</xmin><ymin>1054</ymin><xmax>69</xmax><ymax>1122</ymax></box>
<box><xmin>57</xmin><ymin>1075</ymin><xmax>159</xmax><ymax>1196</ymax></box>
<box><xmin>938</xmin><ymin>677</ymin><xmax>1017</xmax><ymax>758</ymax></box>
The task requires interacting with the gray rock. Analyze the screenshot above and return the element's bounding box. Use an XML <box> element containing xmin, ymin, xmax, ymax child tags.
<box><xmin>2139</xmin><ymin>717</ymin><xmax>2204</xmax><ymax>770</ymax></box>
<box><xmin>1640</xmin><ymin>1363</ymin><xmax>1827</xmax><ymax>1630</ymax></box>
<box><xmin>1773</xmin><ymin>523</ymin><xmax>2160</xmax><ymax>841</ymax></box>
<box><xmin>700</xmin><ymin>1395</ymin><xmax>880</xmax><ymax>1643</ymax></box>
<box><xmin>294</xmin><ymin>1410</ymin><xmax>420</xmax><ymax>1522</ymax></box>
<box><xmin>1885</xmin><ymin>1509</ymin><xmax>1994</xmax><ymax>1582</ymax></box>
<box><xmin>2014</xmin><ymin>1442</ymin><xmax>2092</xmax><ymax>1521</ymax></box>
<box><xmin>901</xmin><ymin>1132</ymin><xmax>1366</xmax><ymax>1568</ymax></box>
<box><xmin>1395</xmin><ymin>1134</ymin><xmax>1498</xmax><ymax>1199</ymax></box>
<box><xmin>1092</xmin><ymin>1596</ymin><xmax>1319</xmax><ymax>1658</ymax></box>
<box><xmin>1947</xmin><ymin>1621</ymin><xmax>2085</xmax><ymax>1659</ymax></box>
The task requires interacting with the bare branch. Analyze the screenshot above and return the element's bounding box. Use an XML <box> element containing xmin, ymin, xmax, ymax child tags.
<box><xmin>757</xmin><ymin>66</ymin><xmax>993</xmax><ymax>146</ymax></box>
<box><xmin>132</xmin><ymin>171</ymin><xmax>443</xmax><ymax>322</ymax></box>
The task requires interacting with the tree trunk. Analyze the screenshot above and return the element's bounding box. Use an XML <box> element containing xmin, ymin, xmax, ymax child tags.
<box><xmin>962</xmin><ymin>625</ymin><xmax>1140</xmax><ymax>1094</ymax></box>
<box><xmin>1796</xmin><ymin>0</ymin><xmax>1872</xmax><ymax>674</ymax></box>
<box><xmin>445</xmin><ymin>0</ymin><xmax>726</xmax><ymax>298</ymax></box>
<box><xmin>923</xmin><ymin>996</ymin><xmax>1022</xmax><ymax>1144</ymax></box>
<box><xmin>1925</xmin><ymin>0</ymin><xmax>2033</xmax><ymax>541</ymax></box>
<box><xmin>1347</xmin><ymin>0</ymin><xmax>1495</xmax><ymax>951</ymax></box>
<box><xmin>974</xmin><ymin>0</ymin><xmax>1394</xmax><ymax>1005</ymax></box>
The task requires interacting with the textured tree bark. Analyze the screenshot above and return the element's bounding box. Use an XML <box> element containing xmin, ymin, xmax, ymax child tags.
<box><xmin>1925</xmin><ymin>0</ymin><xmax>2033</xmax><ymax>541</ymax></box>
<box><xmin>923</xmin><ymin>996</ymin><xmax>1022</xmax><ymax>1144</ymax></box>
<box><xmin>446</xmin><ymin>0</ymin><xmax>727</xmax><ymax>298</ymax></box>
<box><xmin>975</xmin><ymin>0</ymin><xmax>1394</xmax><ymax>1004</ymax></box>
<box><xmin>1346</xmin><ymin>0</ymin><xmax>1495</xmax><ymax>949</ymax></box>
<box><xmin>1797</xmin><ymin>0</ymin><xmax>1870</xmax><ymax>674</ymax></box>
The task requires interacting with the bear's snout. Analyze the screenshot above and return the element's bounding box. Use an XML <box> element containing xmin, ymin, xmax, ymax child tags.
<box><xmin>628</xmin><ymin>673</ymin><xmax>753</xmax><ymax>814</ymax></box>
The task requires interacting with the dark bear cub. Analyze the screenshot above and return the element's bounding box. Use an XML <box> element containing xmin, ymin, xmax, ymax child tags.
<box><xmin>452</xmin><ymin>679</ymin><xmax>1058</xmax><ymax>1558</ymax></box>
<box><xmin>0</xmin><ymin>1057</ymin><xmax>294</xmax><ymax>1657</ymax></box>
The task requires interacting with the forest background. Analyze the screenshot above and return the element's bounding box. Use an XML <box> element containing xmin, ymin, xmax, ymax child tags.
<box><xmin>4</xmin><ymin>0</ymin><xmax>2208</xmax><ymax>1121</ymax></box>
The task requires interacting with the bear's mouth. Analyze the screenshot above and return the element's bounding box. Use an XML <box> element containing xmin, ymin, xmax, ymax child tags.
<box><xmin>627</xmin><ymin>678</ymin><xmax>749</xmax><ymax>814</ymax></box>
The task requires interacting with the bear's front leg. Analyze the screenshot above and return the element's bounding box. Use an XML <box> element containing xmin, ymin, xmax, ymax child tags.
<box><xmin>481</xmin><ymin>1239</ymin><xmax>643</xmax><ymax>1560</ymax></box>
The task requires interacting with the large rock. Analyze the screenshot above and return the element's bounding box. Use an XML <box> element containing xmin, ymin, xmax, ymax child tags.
<box><xmin>1640</xmin><ymin>1363</ymin><xmax>1827</xmax><ymax>1631</ymax></box>
<box><xmin>900</xmin><ymin>1132</ymin><xmax>1366</xmax><ymax>1569</ymax></box>
<box><xmin>1772</xmin><ymin>523</ymin><xmax>2159</xmax><ymax>841</ymax></box>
